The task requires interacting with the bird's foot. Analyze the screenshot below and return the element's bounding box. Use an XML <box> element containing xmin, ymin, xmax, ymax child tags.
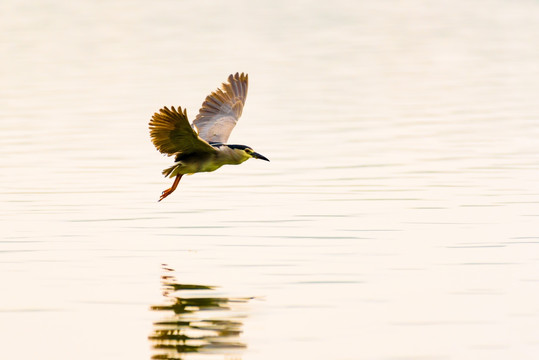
<box><xmin>159</xmin><ymin>188</ymin><xmax>175</xmax><ymax>202</ymax></box>
<box><xmin>158</xmin><ymin>174</ymin><xmax>183</xmax><ymax>202</ymax></box>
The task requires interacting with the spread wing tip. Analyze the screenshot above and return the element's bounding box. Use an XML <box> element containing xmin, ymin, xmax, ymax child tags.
<box><xmin>152</xmin><ymin>105</ymin><xmax>187</xmax><ymax>118</ymax></box>
<box><xmin>229</xmin><ymin>72</ymin><xmax>248</xmax><ymax>82</ymax></box>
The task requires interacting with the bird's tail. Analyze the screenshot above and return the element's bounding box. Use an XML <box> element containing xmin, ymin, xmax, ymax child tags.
<box><xmin>162</xmin><ymin>164</ymin><xmax>178</xmax><ymax>178</ymax></box>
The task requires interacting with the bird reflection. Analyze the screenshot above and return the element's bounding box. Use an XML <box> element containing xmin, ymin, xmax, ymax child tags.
<box><xmin>149</xmin><ymin>264</ymin><xmax>252</xmax><ymax>359</ymax></box>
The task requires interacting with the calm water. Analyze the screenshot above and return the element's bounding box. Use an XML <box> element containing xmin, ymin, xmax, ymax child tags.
<box><xmin>1</xmin><ymin>0</ymin><xmax>539</xmax><ymax>359</ymax></box>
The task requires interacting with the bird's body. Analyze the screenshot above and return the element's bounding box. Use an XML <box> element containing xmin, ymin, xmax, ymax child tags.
<box><xmin>149</xmin><ymin>73</ymin><xmax>268</xmax><ymax>201</ymax></box>
<box><xmin>162</xmin><ymin>144</ymin><xmax>253</xmax><ymax>177</ymax></box>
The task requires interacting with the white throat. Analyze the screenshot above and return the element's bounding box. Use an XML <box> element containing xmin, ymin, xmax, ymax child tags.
<box><xmin>217</xmin><ymin>146</ymin><xmax>250</xmax><ymax>165</ymax></box>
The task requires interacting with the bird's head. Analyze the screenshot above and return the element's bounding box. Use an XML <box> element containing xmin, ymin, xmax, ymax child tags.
<box><xmin>227</xmin><ymin>144</ymin><xmax>270</xmax><ymax>162</ymax></box>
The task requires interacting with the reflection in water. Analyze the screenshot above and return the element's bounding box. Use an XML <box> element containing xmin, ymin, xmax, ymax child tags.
<box><xmin>149</xmin><ymin>265</ymin><xmax>252</xmax><ymax>359</ymax></box>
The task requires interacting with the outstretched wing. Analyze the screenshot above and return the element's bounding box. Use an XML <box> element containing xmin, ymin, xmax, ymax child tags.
<box><xmin>149</xmin><ymin>106</ymin><xmax>216</xmax><ymax>156</ymax></box>
<box><xmin>193</xmin><ymin>72</ymin><xmax>248</xmax><ymax>143</ymax></box>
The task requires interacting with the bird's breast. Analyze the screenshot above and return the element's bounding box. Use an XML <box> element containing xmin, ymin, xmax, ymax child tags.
<box><xmin>171</xmin><ymin>147</ymin><xmax>248</xmax><ymax>175</ymax></box>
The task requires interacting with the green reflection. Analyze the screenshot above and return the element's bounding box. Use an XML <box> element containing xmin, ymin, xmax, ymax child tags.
<box><xmin>149</xmin><ymin>264</ymin><xmax>252</xmax><ymax>360</ymax></box>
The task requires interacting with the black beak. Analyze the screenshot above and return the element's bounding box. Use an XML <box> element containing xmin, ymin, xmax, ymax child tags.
<box><xmin>252</xmin><ymin>152</ymin><xmax>270</xmax><ymax>162</ymax></box>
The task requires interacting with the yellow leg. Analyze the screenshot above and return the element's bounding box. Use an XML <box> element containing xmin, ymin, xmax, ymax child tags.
<box><xmin>159</xmin><ymin>174</ymin><xmax>183</xmax><ymax>202</ymax></box>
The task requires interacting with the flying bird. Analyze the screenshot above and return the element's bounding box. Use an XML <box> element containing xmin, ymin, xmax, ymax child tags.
<box><xmin>149</xmin><ymin>72</ymin><xmax>269</xmax><ymax>201</ymax></box>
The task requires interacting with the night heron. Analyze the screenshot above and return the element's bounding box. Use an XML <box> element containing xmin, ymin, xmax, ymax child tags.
<box><xmin>149</xmin><ymin>72</ymin><xmax>269</xmax><ymax>201</ymax></box>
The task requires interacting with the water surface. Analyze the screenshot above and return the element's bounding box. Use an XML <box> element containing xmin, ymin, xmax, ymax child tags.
<box><xmin>1</xmin><ymin>1</ymin><xmax>539</xmax><ymax>359</ymax></box>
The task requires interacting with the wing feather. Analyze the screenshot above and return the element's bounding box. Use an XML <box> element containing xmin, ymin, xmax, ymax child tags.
<box><xmin>193</xmin><ymin>72</ymin><xmax>248</xmax><ymax>143</ymax></box>
<box><xmin>149</xmin><ymin>106</ymin><xmax>216</xmax><ymax>156</ymax></box>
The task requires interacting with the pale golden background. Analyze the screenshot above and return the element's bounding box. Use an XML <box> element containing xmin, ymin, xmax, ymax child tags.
<box><xmin>1</xmin><ymin>0</ymin><xmax>539</xmax><ymax>359</ymax></box>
